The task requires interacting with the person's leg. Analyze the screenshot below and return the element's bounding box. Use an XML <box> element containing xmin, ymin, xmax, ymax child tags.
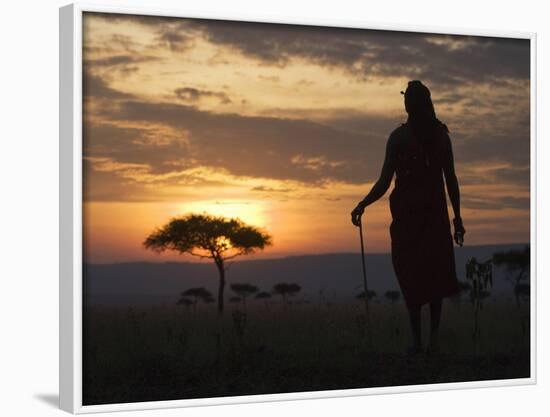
<box><xmin>429</xmin><ymin>298</ymin><xmax>443</xmax><ymax>351</ymax></box>
<box><xmin>407</xmin><ymin>303</ymin><xmax>422</xmax><ymax>352</ymax></box>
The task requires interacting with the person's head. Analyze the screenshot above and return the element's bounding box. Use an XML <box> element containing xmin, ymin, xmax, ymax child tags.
<box><xmin>401</xmin><ymin>80</ymin><xmax>448</xmax><ymax>148</ymax></box>
<box><xmin>402</xmin><ymin>80</ymin><xmax>436</xmax><ymax>121</ymax></box>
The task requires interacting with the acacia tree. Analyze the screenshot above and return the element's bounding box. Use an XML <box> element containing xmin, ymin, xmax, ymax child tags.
<box><xmin>176</xmin><ymin>297</ymin><xmax>193</xmax><ymax>311</ymax></box>
<box><xmin>272</xmin><ymin>283</ymin><xmax>301</xmax><ymax>307</ymax></box>
<box><xmin>356</xmin><ymin>290</ymin><xmax>377</xmax><ymax>302</ymax></box>
<box><xmin>466</xmin><ymin>257</ymin><xmax>493</xmax><ymax>350</ymax></box>
<box><xmin>144</xmin><ymin>214</ymin><xmax>271</xmax><ymax>316</ymax></box>
<box><xmin>384</xmin><ymin>290</ymin><xmax>401</xmax><ymax>305</ymax></box>
<box><xmin>493</xmin><ymin>246</ymin><xmax>530</xmax><ymax>337</ymax></box>
<box><xmin>179</xmin><ymin>287</ymin><xmax>213</xmax><ymax>312</ymax></box>
<box><xmin>493</xmin><ymin>246</ymin><xmax>530</xmax><ymax>307</ymax></box>
<box><xmin>230</xmin><ymin>283</ymin><xmax>259</xmax><ymax>308</ymax></box>
<box><xmin>255</xmin><ymin>291</ymin><xmax>272</xmax><ymax>309</ymax></box>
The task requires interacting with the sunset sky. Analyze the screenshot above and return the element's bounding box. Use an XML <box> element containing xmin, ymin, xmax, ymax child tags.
<box><xmin>82</xmin><ymin>12</ymin><xmax>531</xmax><ymax>264</ymax></box>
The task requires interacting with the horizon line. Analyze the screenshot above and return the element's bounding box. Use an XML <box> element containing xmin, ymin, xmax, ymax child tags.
<box><xmin>85</xmin><ymin>241</ymin><xmax>530</xmax><ymax>266</ymax></box>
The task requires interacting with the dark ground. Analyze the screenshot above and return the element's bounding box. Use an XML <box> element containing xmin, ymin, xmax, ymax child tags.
<box><xmin>83</xmin><ymin>300</ymin><xmax>530</xmax><ymax>405</ymax></box>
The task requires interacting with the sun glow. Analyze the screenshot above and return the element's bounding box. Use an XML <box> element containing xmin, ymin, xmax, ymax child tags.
<box><xmin>176</xmin><ymin>200</ymin><xmax>270</xmax><ymax>229</ymax></box>
<box><xmin>216</xmin><ymin>236</ymin><xmax>233</xmax><ymax>251</ymax></box>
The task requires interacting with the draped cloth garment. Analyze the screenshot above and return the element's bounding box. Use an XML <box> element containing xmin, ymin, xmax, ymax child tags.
<box><xmin>388</xmin><ymin>123</ymin><xmax>460</xmax><ymax>308</ymax></box>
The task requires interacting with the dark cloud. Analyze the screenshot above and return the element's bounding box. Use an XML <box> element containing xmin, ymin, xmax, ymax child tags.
<box><xmin>174</xmin><ymin>87</ymin><xmax>232</xmax><ymax>104</ymax></box>
<box><xmin>459</xmin><ymin>164</ymin><xmax>530</xmax><ymax>189</ymax></box>
<box><xmin>81</xmin><ymin>14</ymin><xmax>530</xmax><ymax>204</ymax></box>
<box><xmin>188</xmin><ymin>20</ymin><xmax>530</xmax><ymax>87</ymax></box>
<box><xmin>462</xmin><ymin>196</ymin><xmax>529</xmax><ymax>211</ymax></box>
<box><xmin>89</xmin><ymin>98</ymin><xmax>387</xmax><ymax>185</ymax></box>
<box><xmin>434</xmin><ymin>92</ymin><xmax>467</xmax><ymax>105</ymax></box>
<box><xmin>451</xmin><ymin>124</ymin><xmax>530</xmax><ymax>170</ymax></box>
<box><xmin>491</xmin><ymin>166</ymin><xmax>531</xmax><ymax>188</ymax></box>
<box><xmin>83</xmin><ymin>121</ymin><xmax>191</xmax><ymax>171</ymax></box>
<box><xmin>81</xmin><ymin>64</ymin><xmax>529</xmax><ymax>194</ymax></box>
<box><xmin>85</xmin><ymin>54</ymin><xmax>160</xmax><ymax>68</ymax></box>
<box><xmin>316</xmin><ymin>111</ymin><xmax>403</xmax><ymax>136</ymax></box>
<box><xmin>84</xmin><ymin>93</ymin><xmax>530</xmax><ymax>202</ymax></box>
<box><xmin>85</xmin><ymin>12</ymin><xmax>530</xmax><ymax>88</ymax></box>
<box><xmin>84</xmin><ymin>12</ymin><xmax>200</xmax><ymax>52</ymax></box>
<box><xmin>251</xmin><ymin>186</ymin><xmax>293</xmax><ymax>193</ymax></box>
<box><xmin>156</xmin><ymin>27</ymin><xmax>196</xmax><ymax>52</ymax></box>
<box><xmin>83</xmin><ymin>54</ymin><xmax>161</xmax><ymax>79</ymax></box>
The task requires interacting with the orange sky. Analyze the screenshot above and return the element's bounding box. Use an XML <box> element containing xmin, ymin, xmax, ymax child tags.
<box><xmin>82</xmin><ymin>13</ymin><xmax>531</xmax><ymax>263</ymax></box>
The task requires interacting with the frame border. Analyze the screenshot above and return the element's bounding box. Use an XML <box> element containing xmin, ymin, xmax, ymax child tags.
<box><xmin>59</xmin><ymin>2</ymin><xmax>537</xmax><ymax>413</ymax></box>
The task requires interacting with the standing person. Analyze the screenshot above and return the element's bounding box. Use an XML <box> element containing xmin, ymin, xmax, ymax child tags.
<box><xmin>351</xmin><ymin>80</ymin><xmax>465</xmax><ymax>354</ymax></box>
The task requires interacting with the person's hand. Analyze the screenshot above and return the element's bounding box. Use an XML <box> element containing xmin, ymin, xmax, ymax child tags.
<box><xmin>351</xmin><ymin>203</ymin><xmax>365</xmax><ymax>227</ymax></box>
<box><xmin>453</xmin><ymin>217</ymin><xmax>466</xmax><ymax>247</ymax></box>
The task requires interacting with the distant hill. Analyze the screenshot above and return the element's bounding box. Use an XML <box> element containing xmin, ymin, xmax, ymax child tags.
<box><xmin>84</xmin><ymin>243</ymin><xmax>529</xmax><ymax>306</ymax></box>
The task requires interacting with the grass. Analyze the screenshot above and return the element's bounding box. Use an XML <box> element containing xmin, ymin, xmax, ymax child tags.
<box><xmin>83</xmin><ymin>298</ymin><xmax>530</xmax><ymax>405</ymax></box>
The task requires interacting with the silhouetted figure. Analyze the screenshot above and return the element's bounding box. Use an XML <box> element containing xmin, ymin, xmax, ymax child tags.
<box><xmin>351</xmin><ymin>80</ymin><xmax>465</xmax><ymax>354</ymax></box>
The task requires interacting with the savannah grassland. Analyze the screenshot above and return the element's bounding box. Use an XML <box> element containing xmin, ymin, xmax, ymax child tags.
<box><xmin>83</xmin><ymin>297</ymin><xmax>530</xmax><ymax>405</ymax></box>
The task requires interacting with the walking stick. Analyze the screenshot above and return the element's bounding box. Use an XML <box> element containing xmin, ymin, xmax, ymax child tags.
<box><xmin>358</xmin><ymin>218</ymin><xmax>371</xmax><ymax>340</ymax></box>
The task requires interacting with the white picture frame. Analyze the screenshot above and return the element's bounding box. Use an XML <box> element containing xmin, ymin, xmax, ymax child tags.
<box><xmin>59</xmin><ymin>2</ymin><xmax>537</xmax><ymax>413</ymax></box>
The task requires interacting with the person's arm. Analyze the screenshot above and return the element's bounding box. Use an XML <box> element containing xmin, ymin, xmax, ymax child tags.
<box><xmin>442</xmin><ymin>133</ymin><xmax>465</xmax><ymax>245</ymax></box>
<box><xmin>351</xmin><ymin>136</ymin><xmax>395</xmax><ymax>226</ymax></box>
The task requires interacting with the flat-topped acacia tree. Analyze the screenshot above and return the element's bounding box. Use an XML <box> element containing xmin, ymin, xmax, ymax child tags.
<box><xmin>144</xmin><ymin>213</ymin><xmax>271</xmax><ymax>316</ymax></box>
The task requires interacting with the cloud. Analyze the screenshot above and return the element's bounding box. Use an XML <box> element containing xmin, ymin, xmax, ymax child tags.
<box><xmin>83</xmin><ymin>72</ymin><xmax>134</xmax><ymax>100</ymax></box>
<box><xmin>86</xmin><ymin>55</ymin><xmax>155</xmax><ymax>67</ymax></box>
<box><xmin>85</xmin><ymin>12</ymin><xmax>530</xmax><ymax>88</ymax></box>
<box><xmin>462</xmin><ymin>196</ymin><xmax>529</xmax><ymax>211</ymax></box>
<box><xmin>258</xmin><ymin>75</ymin><xmax>280</xmax><ymax>83</ymax></box>
<box><xmin>83</xmin><ymin>55</ymin><xmax>160</xmax><ymax>78</ymax></box>
<box><xmin>84</xmin><ymin>156</ymin><xmax>241</xmax><ymax>202</ymax></box>
<box><xmin>156</xmin><ymin>26</ymin><xmax>197</xmax><ymax>52</ymax></box>
<box><xmin>85</xmin><ymin>157</ymin><xmax>151</xmax><ymax>175</ymax></box>
<box><xmin>91</xmin><ymin>98</ymin><xmax>388</xmax><ymax>185</ymax></box>
<box><xmin>251</xmin><ymin>186</ymin><xmax>293</xmax><ymax>193</ymax></box>
<box><xmin>83</xmin><ymin>78</ymin><xmax>529</xmax><ymax>198</ymax></box>
<box><xmin>81</xmin><ymin>15</ymin><xmax>530</xmax><ymax>207</ymax></box>
<box><xmin>83</xmin><ymin>121</ymin><xmax>192</xmax><ymax>171</ymax></box>
<box><xmin>290</xmin><ymin>154</ymin><xmax>345</xmax><ymax>171</ymax></box>
<box><xmin>174</xmin><ymin>87</ymin><xmax>232</xmax><ymax>104</ymax></box>
<box><xmin>191</xmin><ymin>20</ymin><xmax>530</xmax><ymax>87</ymax></box>
<box><xmin>458</xmin><ymin>164</ymin><xmax>530</xmax><ymax>189</ymax></box>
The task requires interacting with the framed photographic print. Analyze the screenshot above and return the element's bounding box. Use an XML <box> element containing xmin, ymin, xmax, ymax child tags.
<box><xmin>59</xmin><ymin>3</ymin><xmax>537</xmax><ymax>413</ymax></box>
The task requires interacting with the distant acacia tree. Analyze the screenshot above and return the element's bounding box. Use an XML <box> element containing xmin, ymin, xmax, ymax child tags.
<box><xmin>177</xmin><ymin>297</ymin><xmax>193</xmax><ymax>307</ymax></box>
<box><xmin>255</xmin><ymin>291</ymin><xmax>272</xmax><ymax>309</ymax></box>
<box><xmin>230</xmin><ymin>283</ymin><xmax>259</xmax><ymax>307</ymax></box>
<box><xmin>272</xmin><ymin>283</ymin><xmax>301</xmax><ymax>306</ymax></box>
<box><xmin>493</xmin><ymin>246</ymin><xmax>530</xmax><ymax>337</ymax></box>
<box><xmin>177</xmin><ymin>297</ymin><xmax>192</xmax><ymax>304</ymax></box>
<box><xmin>356</xmin><ymin>290</ymin><xmax>377</xmax><ymax>301</ymax></box>
<box><xmin>179</xmin><ymin>287</ymin><xmax>213</xmax><ymax>311</ymax></box>
<box><xmin>144</xmin><ymin>214</ymin><xmax>271</xmax><ymax>316</ymax></box>
<box><xmin>384</xmin><ymin>290</ymin><xmax>401</xmax><ymax>304</ymax></box>
<box><xmin>493</xmin><ymin>246</ymin><xmax>530</xmax><ymax>307</ymax></box>
<box><xmin>466</xmin><ymin>257</ymin><xmax>493</xmax><ymax>350</ymax></box>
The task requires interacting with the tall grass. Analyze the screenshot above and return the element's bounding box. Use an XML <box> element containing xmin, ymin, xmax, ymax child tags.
<box><xmin>83</xmin><ymin>298</ymin><xmax>530</xmax><ymax>405</ymax></box>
